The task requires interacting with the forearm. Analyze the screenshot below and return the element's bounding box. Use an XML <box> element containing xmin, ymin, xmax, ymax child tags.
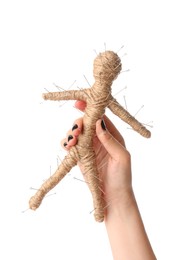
<box><xmin>105</xmin><ymin>190</ymin><xmax>156</xmax><ymax>260</ymax></box>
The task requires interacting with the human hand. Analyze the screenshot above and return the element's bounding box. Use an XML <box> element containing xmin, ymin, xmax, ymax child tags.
<box><xmin>61</xmin><ymin>100</ymin><xmax>133</xmax><ymax>208</ymax></box>
<box><xmin>61</xmin><ymin>101</ymin><xmax>156</xmax><ymax>259</ymax></box>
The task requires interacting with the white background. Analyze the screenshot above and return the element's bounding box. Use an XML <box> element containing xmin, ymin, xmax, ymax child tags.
<box><xmin>0</xmin><ymin>0</ymin><xmax>172</xmax><ymax>259</ymax></box>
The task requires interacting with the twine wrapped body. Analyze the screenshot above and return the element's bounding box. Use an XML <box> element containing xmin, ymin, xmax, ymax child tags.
<box><xmin>29</xmin><ymin>51</ymin><xmax>151</xmax><ymax>222</ymax></box>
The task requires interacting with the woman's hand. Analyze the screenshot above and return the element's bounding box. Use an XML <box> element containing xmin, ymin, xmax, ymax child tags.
<box><xmin>61</xmin><ymin>101</ymin><xmax>156</xmax><ymax>259</ymax></box>
<box><xmin>61</xmin><ymin>100</ymin><xmax>132</xmax><ymax>207</ymax></box>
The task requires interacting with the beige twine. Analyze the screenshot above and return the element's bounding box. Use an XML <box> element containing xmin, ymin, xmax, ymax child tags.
<box><xmin>29</xmin><ymin>51</ymin><xmax>151</xmax><ymax>222</ymax></box>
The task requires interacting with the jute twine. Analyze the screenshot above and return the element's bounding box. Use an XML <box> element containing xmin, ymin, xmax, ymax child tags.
<box><xmin>29</xmin><ymin>51</ymin><xmax>151</xmax><ymax>222</ymax></box>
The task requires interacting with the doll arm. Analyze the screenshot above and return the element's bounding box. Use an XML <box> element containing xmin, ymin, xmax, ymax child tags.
<box><xmin>108</xmin><ymin>96</ymin><xmax>151</xmax><ymax>138</ymax></box>
<box><xmin>43</xmin><ymin>89</ymin><xmax>88</xmax><ymax>102</ymax></box>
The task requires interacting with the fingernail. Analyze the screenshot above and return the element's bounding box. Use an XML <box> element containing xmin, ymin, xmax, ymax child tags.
<box><xmin>68</xmin><ymin>135</ymin><xmax>73</xmax><ymax>142</ymax></box>
<box><xmin>64</xmin><ymin>142</ymin><xmax>67</xmax><ymax>147</ymax></box>
<box><xmin>72</xmin><ymin>124</ymin><xmax>78</xmax><ymax>131</ymax></box>
<box><xmin>101</xmin><ymin>119</ymin><xmax>106</xmax><ymax>131</ymax></box>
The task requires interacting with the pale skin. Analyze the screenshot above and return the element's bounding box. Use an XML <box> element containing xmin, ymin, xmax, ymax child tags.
<box><xmin>61</xmin><ymin>100</ymin><xmax>156</xmax><ymax>260</ymax></box>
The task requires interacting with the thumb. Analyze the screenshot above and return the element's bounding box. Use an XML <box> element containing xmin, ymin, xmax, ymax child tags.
<box><xmin>96</xmin><ymin>119</ymin><xmax>126</xmax><ymax>159</ymax></box>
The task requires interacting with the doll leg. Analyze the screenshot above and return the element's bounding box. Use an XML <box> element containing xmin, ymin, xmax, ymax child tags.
<box><xmin>29</xmin><ymin>150</ymin><xmax>78</xmax><ymax>210</ymax></box>
<box><xmin>82</xmin><ymin>155</ymin><xmax>105</xmax><ymax>222</ymax></box>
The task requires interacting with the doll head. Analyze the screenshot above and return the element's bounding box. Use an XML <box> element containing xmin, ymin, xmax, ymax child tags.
<box><xmin>93</xmin><ymin>51</ymin><xmax>122</xmax><ymax>85</ymax></box>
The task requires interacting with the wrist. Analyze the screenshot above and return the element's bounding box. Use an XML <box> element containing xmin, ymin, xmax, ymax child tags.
<box><xmin>104</xmin><ymin>188</ymin><xmax>157</xmax><ymax>260</ymax></box>
<box><xmin>104</xmin><ymin>188</ymin><xmax>136</xmax><ymax>219</ymax></box>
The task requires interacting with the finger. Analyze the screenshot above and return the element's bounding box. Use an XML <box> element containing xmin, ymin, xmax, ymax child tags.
<box><xmin>72</xmin><ymin>117</ymin><xmax>83</xmax><ymax>137</ymax></box>
<box><xmin>96</xmin><ymin>119</ymin><xmax>127</xmax><ymax>159</ymax></box>
<box><xmin>103</xmin><ymin>115</ymin><xmax>125</xmax><ymax>147</ymax></box>
<box><xmin>74</xmin><ymin>100</ymin><xmax>86</xmax><ymax>112</ymax></box>
<box><xmin>60</xmin><ymin>118</ymin><xmax>83</xmax><ymax>151</ymax></box>
<box><xmin>66</xmin><ymin>130</ymin><xmax>78</xmax><ymax>147</ymax></box>
<box><xmin>60</xmin><ymin>138</ymin><xmax>69</xmax><ymax>151</ymax></box>
<box><xmin>61</xmin><ymin>134</ymin><xmax>78</xmax><ymax>151</ymax></box>
<box><xmin>61</xmin><ymin>135</ymin><xmax>78</xmax><ymax>150</ymax></box>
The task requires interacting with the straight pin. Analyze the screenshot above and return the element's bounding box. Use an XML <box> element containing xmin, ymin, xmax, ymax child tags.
<box><xmin>98</xmin><ymin>186</ymin><xmax>106</xmax><ymax>195</ymax></box>
<box><xmin>98</xmin><ymin>160</ymin><xmax>108</xmax><ymax>171</ymax></box>
<box><xmin>93</xmin><ymin>174</ymin><xmax>103</xmax><ymax>182</ymax></box>
<box><xmin>134</xmin><ymin>104</ymin><xmax>144</xmax><ymax>117</ymax></box>
<box><xmin>95</xmin><ymin>142</ymin><xmax>103</xmax><ymax>157</ymax></box>
<box><xmin>21</xmin><ymin>208</ymin><xmax>29</xmax><ymax>213</ymax></box>
<box><xmin>45</xmin><ymin>192</ymin><xmax>56</xmax><ymax>198</ymax></box>
<box><xmin>114</xmin><ymin>86</ymin><xmax>127</xmax><ymax>96</ymax></box>
<box><xmin>89</xmin><ymin>208</ymin><xmax>96</xmax><ymax>214</ymax></box>
<box><xmin>44</xmin><ymin>88</ymin><xmax>50</xmax><ymax>93</ymax></box>
<box><xmin>117</xmin><ymin>45</ymin><xmax>124</xmax><ymax>53</ymax></box>
<box><xmin>30</xmin><ymin>187</ymin><xmax>39</xmax><ymax>191</ymax></box>
<box><xmin>59</xmin><ymin>100</ymin><xmax>68</xmax><ymax>108</ymax></box>
<box><xmin>69</xmin><ymin>80</ymin><xmax>77</xmax><ymax>88</ymax></box>
<box><xmin>104</xmin><ymin>42</ymin><xmax>107</xmax><ymax>52</ymax></box>
<box><xmin>123</xmin><ymin>95</ymin><xmax>128</xmax><ymax>110</ymax></box>
<box><xmin>73</xmin><ymin>177</ymin><xmax>89</xmax><ymax>184</ymax></box>
<box><xmin>103</xmin><ymin>201</ymin><xmax>113</xmax><ymax>210</ymax></box>
<box><xmin>121</xmin><ymin>52</ymin><xmax>127</xmax><ymax>59</ymax></box>
<box><xmin>93</xmin><ymin>49</ymin><xmax>98</xmax><ymax>56</ymax></box>
<box><xmin>57</xmin><ymin>155</ymin><xmax>63</xmax><ymax>164</ymax></box>
<box><xmin>142</xmin><ymin>121</ymin><xmax>153</xmax><ymax>128</ymax></box>
<box><xmin>83</xmin><ymin>75</ymin><xmax>91</xmax><ymax>87</ymax></box>
<box><xmin>121</xmin><ymin>69</ymin><xmax>130</xmax><ymax>73</ymax></box>
<box><xmin>53</xmin><ymin>83</ymin><xmax>65</xmax><ymax>91</ymax></box>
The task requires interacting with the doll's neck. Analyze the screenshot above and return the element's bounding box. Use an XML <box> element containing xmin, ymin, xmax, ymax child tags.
<box><xmin>92</xmin><ymin>81</ymin><xmax>112</xmax><ymax>96</ymax></box>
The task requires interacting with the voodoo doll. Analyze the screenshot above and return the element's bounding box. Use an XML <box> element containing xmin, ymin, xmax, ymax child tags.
<box><xmin>29</xmin><ymin>50</ymin><xmax>151</xmax><ymax>222</ymax></box>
